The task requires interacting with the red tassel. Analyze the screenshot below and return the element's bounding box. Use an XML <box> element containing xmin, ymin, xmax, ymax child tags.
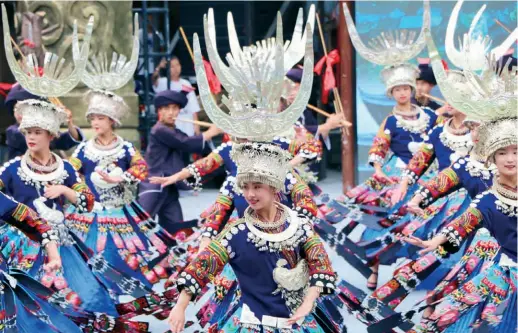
<box><xmin>314</xmin><ymin>49</ymin><xmax>340</xmax><ymax>104</ymax></box>
<box><xmin>202</xmin><ymin>58</ymin><xmax>222</xmax><ymax>95</ymax></box>
<box><xmin>0</xmin><ymin>83</ymin><xmax>14</xmax><ymax>98</ymax></box>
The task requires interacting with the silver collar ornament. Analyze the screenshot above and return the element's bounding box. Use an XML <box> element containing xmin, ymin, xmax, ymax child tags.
<box><xmin>2</xmin><ymin>4</ymin><xmax>93</xmax><ymax>98</ymax></box>
<box><xmin>193</xmin><ymin>7</ymin><xmax>314</xmax><ymax>141</ymax></box>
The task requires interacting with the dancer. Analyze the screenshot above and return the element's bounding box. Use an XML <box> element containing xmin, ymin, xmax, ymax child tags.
<box><xmin>406</xmin><ymin>113</ymin><xmax>517</xmax><ymax>333</ymax></box>
<box><xmin>0</xmin><ymin>191</ymin><xmax>85</xmax><ymax>332</ymax></box>
<box><xmin>138</xmin><ymin>89</ymin><xmax>222</xmax><ymax>234</ymax></box>
<box><xmin>169</xmin><ymin>141</ymin><xmax>337</xmax><ymax>332</ymax></box>
<box><xmin>5</xmin><ymin>84</ymin><xmax>84</xmax><ymax>159</ymax></box>
<box><xmin>66</xmin><ymin>13</ymin><xmax>181</xmax><ymax>285</ymax></box>
<box><xmin>0</xmin><ymin>99</ymin><xmax>125</xmax><ymax>315</ymax></box>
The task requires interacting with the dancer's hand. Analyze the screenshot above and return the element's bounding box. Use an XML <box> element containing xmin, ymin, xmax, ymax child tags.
<box><xmin>150</xmin><ymin>175</ymin><xmax>178</xmax><ymax>188</ymax></box>
<box><xmin>406</xmin><ymin>196</ymin><xmax>425</xmax><ymax>217</ymax></box>
<box><xmin>168</xmin><ymin>306</ymin><xmax>186</xmax><ymax>333</ymax></box>
<box><xmin>44</xmin><ymin>185</ymin><xmax>67</xmax><ymax>199</ymax></box>
<box><xmin>198</xmin><ymin>237</ymin><xmax>211</xmax><ymax>253</ymax></box>
<box><xmin>287</xmin><ymin>286</ymin><xmax>320</xmax><ymax>325</ymax></box>
<box><xmin>391</xmin><ymin>183</ymin><xmax>408</xmax><ymax>206</ymax></box>
<box><xmin>286</xmin><ymin>300</ymin><xmax>313</xmax><ymax>325</ymax></box>
<box><xmin>97</xmin><ymin>171</ymin><xmax>123</xmax><ymax>184</ymax></box>
<box><xmin>403</xmin><ymin>234</ymin><xmax>447</xmax><ymax>255</ymax></box>
<box><xmin>43</xmin><ymin>241</ymin><xmax>62</xmax><ymax>273</ymax></box>
<box><xmin>374</xmin><ymin>166</ymin><xmax>394</xmax><ymax>185</ymax></box>
<box><xmin>168</xmin><ymin>290</ymin><xmax>191</xmax><ymax>333</ymax></box>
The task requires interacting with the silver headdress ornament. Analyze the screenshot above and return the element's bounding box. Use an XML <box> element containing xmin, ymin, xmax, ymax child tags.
<box><xmin>72</xmin><ymin>14</ymin><xmax>139</xmax><ymax>125</ymax></box>
<box><xmin>1</xmin><ymin>4</ymin><xmax>93</xmax><ymax>98</ymax></box>
<box><xmin>343</xmin><ymin>0</ymin><xmax>430</xmax><ymax>96</ymax></box>
<box><xmin>193</xmin><ymin>7</ymin><xmax>314</xmax><ymax>141</ymax></box>
<box><xmin>16</xmin><ymin>99</ymin><xmax>68</xmax><ymax>136</ymax></box>
<box><xmin>445</xmin><ymin>0</ymin><xmax>518</xmax><ymax>71</ymax></box>
<box><xmin>427</xmin><ymin>25</ymin><xmax>517</xmax><ymax>161</ymax></box>
<box><xmin>231</xmin><ymin>142</ymin><xmax>292</xmax><ymax>192</ymax></box>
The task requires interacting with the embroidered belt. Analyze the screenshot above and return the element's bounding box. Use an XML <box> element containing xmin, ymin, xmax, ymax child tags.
<box><xmin>240</xmin><ymin>303</ymin><xmax>304</xmax><ymax>329</ymax></box>
<box><xmin>499</xmin><ymin>253</ymin><xmax>517</xmax><ymax>268</ymax></box>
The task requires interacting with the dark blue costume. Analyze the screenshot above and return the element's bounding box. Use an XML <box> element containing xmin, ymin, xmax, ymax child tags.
<box><xmin>138</xmin><ymin>90</ymin><xmax>208</xmax><ymax>233</ymax></box>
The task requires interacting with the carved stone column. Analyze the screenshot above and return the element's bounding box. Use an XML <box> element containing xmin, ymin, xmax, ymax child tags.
<box><xmin>16</xmin><ymin>1</ymin><xmax>139</xmax><ymax>146</ymax></box>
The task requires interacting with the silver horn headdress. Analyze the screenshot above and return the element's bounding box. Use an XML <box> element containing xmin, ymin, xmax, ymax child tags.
<box><xmin>427</xmin><ymin>27</ymin><xmax>517</xmax><ymax>161</ymax></box>
<box><xmin>445</xmin><ymin>0</ymin><xmax>518</xmax><ymax>71</ymax></box>
<box><xmin>342</xmin><ymin>0</ymin><xmax>430</xmax><ymax>96</ymax></box>
<box><xmin>72</xmin><ymin>14</ymin><xmax>139</xmax><ymax>125</ymax></box>
<box><xmin>193</xmin><ymin>7</ymin><xmax>314</xmax><ymax>141</ymax></box>
<box><xmin>342</xmin><ymin>0</ymin><xmax>430</xmax><ymax>66</ymax></box>
<box><xmin>2</xmin><ymin>4</ymin><xmax>93</xmax><ymax>98</ymax></box>
<box><xmin>73</xmin><ymin>14</ymin><xmax>140</xmax><ymax>92</ymax></box>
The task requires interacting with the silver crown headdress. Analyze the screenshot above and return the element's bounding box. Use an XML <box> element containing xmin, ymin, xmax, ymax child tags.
<box><xmin>427</xmin><ymin>26</ymin><xmax>517</xmax><ymax>160</ymax></box>
<box><xmin>16</xmin><ymin>99</ymin><xmax>68</xmax><ymax>136</ymax></box>
<box><xmin>2</xmin><ymin>4</ymin><xmax>93</xmax><ymax>98</ymax></box>
<box><xmin>445</xmin><ymin>0</ymin><xmax>518</xmax><ymax>71</ymax></box>
<box><xmin>193</xmin><ymin>7</ymin><xmax>314</xmax><ymax>141</ymax></box>
<box><xmin>342</xmin><ymin>0</ymin><xmax>430</xmax><ymax>95</ymax></box>
<box><xmin>231</xmin><ymin>142</ymin><xmax>291</xmax><ymax>192</ymax></box>
<box><xmin>72</xmin><ymin>14</ymin><xmax>139</xmax><ymax>125</ymax></box>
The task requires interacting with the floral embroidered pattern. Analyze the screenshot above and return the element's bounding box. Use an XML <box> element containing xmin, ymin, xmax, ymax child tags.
<box><xmin>404</xmin><ymin>142</ymin><xmax>435</xmax><ymax>184</ymax></box>
<box><xmin>418</xmin><ymin>167</ymin><xmax>460</xmax><ymax>206</ymax></box>
<box><xmin>200</xmin><ymin>194</ymin><xmax>234</xmax><ymax>238</ymax></box>
<box><xmin>368</xmin><ymin>118</ymin><xmax>391</xmax><ymax>165</ymax></box>
<box><xmin>303</xmin><ymin>234</ymin><xmax>336</xmax><ymax>294</ymax></box>
<box><xmin>178</xmin><ymin>240</ymin><xmax>229</xmax><ymax>298</ymax></box>
<box><xmin>123</xmin><ymin>149</ymin><xmax>148</xmax><ymax>184</ymax></box>
<box><xmin>441</xmin><ymin>206</ymin><xmax>483</xmax><ymax>249</ymax></box>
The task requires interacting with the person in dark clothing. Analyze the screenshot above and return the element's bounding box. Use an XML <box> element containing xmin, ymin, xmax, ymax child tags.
<box><xmin>138</xmin><ymin>90</ymin><xmax>221</xmax><ymax>233</ymax></box>
<box><xmin>4</xmin><ymin>84</ymin><xmax>84</xmax><ymax>159</ymax></box>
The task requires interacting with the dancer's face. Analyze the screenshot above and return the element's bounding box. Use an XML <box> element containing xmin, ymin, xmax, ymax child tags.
<box><xmin>466</xmin><ymin>122</ymin><xmax>480</xmax><ymax>143</ymax></box>
<box><xmin>415</xmin><ymin>80</ymin><xmax>434</xmax><ymax>97</ymax></box>
<box><xmin>392</xmin><ymin>85</ymin><xmax>412</xmax><ymax>104</ymax></box>
<box><xmin>89</xmin><ymin>114</ymin><xmax>115</xmax><ymax>136</ymax></box>
<box><xmin>25</xmin><ymin>127</ymin><xmax>53</xmax><ymax>153</ymax></box>
<box><xmin>241</xmin><ymin>182</ymin><xmax>277</xmax><ymax>211</ymax></box>
<box><xmin>494</xmin><ymin>145</ymin><xmax>517</xmax><ymax>179</ymax></box>
<box><xmin>158</xmin><ymin>104</ymin><xmax>181</xmax><ymax>126</ymax></box>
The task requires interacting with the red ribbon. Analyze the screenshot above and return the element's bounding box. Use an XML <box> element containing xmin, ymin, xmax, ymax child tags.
<box><xmin>202</xmin><ymin>58</ymin><xmax>222</xmax><ymax>95</ymax></box>
<box><xmin>23</xmin><ymin>39</ymin><xmax>36</xmax><ymax>49</ymax></box>
<box><xmin>222</xmin><ymin>133</ymin><xmax>231</xmax><ymax>143</ymax></box>
<box><xmin>0</xmin><ymin>83</ymin><xmax>14</xmax><ymax>98</ymax></box>
<box><xmin>441</xmin><ymin>59</ymin><xmax>449</xmax><ymax>71</ymax></box>
<box><xmin>314</xmin><ymin>49</ymin><xmax>340</xmax><ymax>104</ymax></box>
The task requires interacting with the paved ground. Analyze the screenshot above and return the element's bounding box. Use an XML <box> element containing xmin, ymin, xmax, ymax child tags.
<box><xmin>136</xmin><ymin>170</ymin><xmax>425</xmax><ymax>332</ymax></box>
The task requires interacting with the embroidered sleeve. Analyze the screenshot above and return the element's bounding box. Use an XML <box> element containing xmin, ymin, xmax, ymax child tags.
<box><xmin>4</xmin><ymin>200</ymin><xmax>56</xmax><ymax>244</ymax></box>
<box><xmin>416</xmin><ymin>167</ymin><xmax>460</xmax><ymax>207</ymax></box>
<box><xmin>290</xmin><ymin>131</ymin><xmax>323</xmax><ymax>163</ymax></box>
<box><xmin>70</xmin><ymin>182</ymin><xmax>95</xmax><ymax>213</ymax></box>
<box><xmin>303</xmin><ymin>231</ymin><xmax>336</xmax><ymax>295</ymax></box>
<box><xmin>200</xmin><ymin>193</ymin><xmax>234</xmax><ymax>239</ymax></box>
<box><xmin>368</xmin><ymin>117</ymin><xmax>391</xmax><ymax>166</ymax></box>
<box><xmin>439</xmin><ymin>206</ymin><xmax>483</xmax><ymax>252</ymax></box>
<box><xmin>185</xmin><ymin>151</ymin><xmax>224</xmax><ymax>192</ymax></box>
<box><xmin>122</xmin><ymin>148</ymin><xmax>148</xmax><ymax>184</ymax></box>
<box><xmin>177</xmin><ymin>239</ymin><xmax>229</xmax><ymax>299</ymax></box>
<box><xmin>291</xmin><ymin>172</ymin><xmax>318</xmax><ymax>223</ymax></box>
<box><xmin>403</xmin><ymin>141</ymin><xmax>435</xmax><ymax>185</ymax></box>
<box><xmin>69</xmin><ymin>143</ymin><xmax>85</xmax><ymax>173</ymax></box>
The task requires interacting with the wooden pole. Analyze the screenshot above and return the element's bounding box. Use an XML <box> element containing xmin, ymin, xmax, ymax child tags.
<box><xmin>179</xmin><ymin>27</ymin><xmax>195</xmax><ymax>62</ymax></box>
<box><xmin>494</xmin><ymin>19</ymin><xmax>512</xmax><ymax>34</ymax></box>
<box><xmin>337</xmin><ymin>1</ymin><xmax>356</xmax><ymax>192</ymax></box>
<box><xmin>315</xmin><ymin>13</ymin><xmax>350</xmax><ymax>137</ymax></box>
<box><xmin>307</xmin><ymin>103</ymin><xmax>352</xmax><ymax>127</ymax></box>
<box><xmin>422</xmin><ymin>93</ymin><xmax>446</xmax><ymax>105</ymax></box>
<box><xmin>174</xmin><ymin>117</ymin><xmax>212</xmax><ymax>128</ymax></box>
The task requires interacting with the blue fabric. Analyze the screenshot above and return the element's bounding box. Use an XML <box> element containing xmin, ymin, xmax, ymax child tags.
<box><xmin>382</xmin><ymin>108</ymin><xmax>438</xmax><ymax>165</ymax></box>
<box><xmin>154</xmin><ymin>90</ymin><xmax>188</xmax><ymax>109</ymax></box>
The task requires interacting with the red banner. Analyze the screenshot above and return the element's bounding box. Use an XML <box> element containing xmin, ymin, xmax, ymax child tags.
<box><xmin>314</xmin><ymin>49</ymin><xmax>340</xmax><ymax>104</ymax></box>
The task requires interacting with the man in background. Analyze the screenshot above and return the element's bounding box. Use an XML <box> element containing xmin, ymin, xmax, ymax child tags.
<box><xmin>152</xmin><ymin>56</ymin><xmax>200</xmax><ymax>137</ymax></box>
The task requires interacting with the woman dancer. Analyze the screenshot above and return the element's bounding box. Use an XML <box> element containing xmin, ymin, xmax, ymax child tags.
<box><xmin>0</xmin><ymin>99</ymin><xmax>127</xmax><ymax>315</ymax></box>
<box><xmin>168</xmin><ymin>141</ymin><xmax>338</xmax><ymax>332</ymax></box>
<box><xmin>67</xmin><ymin>90</ymin><xmax>173</xmax><ymax>285</ymax></box>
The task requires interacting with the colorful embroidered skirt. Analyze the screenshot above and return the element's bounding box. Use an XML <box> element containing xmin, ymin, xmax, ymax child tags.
<box><xmin>66</xmin><ymin>201</ymin><xmax>174</xmax><ymax>285</ymax></box>
<box><xmin>409</xmin><ymin>263</ymin><xmax>517</xmax><ymax>333</ymax></box>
